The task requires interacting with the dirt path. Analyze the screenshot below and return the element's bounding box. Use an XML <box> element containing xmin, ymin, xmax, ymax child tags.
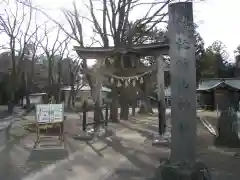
<box><xmin>1</xmin><ymin>110</ymin><xmax>240</xmax><ymax>180</ymax></box>
<box><xmin>0</xmin><ymin>111</ymin><xmax>169</xmax><ymax>180</ymax></box>
<box><xmin>125</xmin><ymin>113</ymin><xmax>240</xmax><ymax>180</ymax></box>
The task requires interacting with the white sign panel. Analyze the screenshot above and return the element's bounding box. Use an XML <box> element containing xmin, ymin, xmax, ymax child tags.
<box><xmin>36</xmin><ymin>104</ymin><xmax>64</xmax><ymax>123</ymax></box>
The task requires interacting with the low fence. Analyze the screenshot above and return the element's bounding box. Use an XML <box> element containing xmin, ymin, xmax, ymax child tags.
<box><xmin>81</xmin><ymin>100</ymin><xmax>110</xmax><ymax>132</ymax></box>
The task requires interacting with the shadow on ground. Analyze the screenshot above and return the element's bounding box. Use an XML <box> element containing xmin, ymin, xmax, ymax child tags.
<box><xmin>106</xmin><ymin>168</ymin><xmax>152</xmax><ymax>180</ymax></box>
<box><xmin>118</xmin><ymin>117</ymin><xmax>165</xmax><ymax>143</ymax></box>
<box><xmin>0</xmin><ymin>130</ymin><xmax>70</xmax><ymax>179</ymax></box>
<box><xmin>25</xmin><ymin>148</ymin><xmax>68</xmax><ymax>174</ymax></box>
<box><xmin>102</xmin><ymin>134</ymin><xmax>169</xmax><ymax>179</ymax></box>
<box><xmin>0</xmin><ymin>111</ymin><xmax>11</xmax><ymax>120</ymax></box>
<box><xmin>0</xmin><ymin>131</ymin><xmax>26</xmax><ymax>180</ymax></box>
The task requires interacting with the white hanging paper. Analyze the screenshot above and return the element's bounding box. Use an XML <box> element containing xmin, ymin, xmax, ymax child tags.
<box><xmin>109</xmin><ymin>58</ymin><xmax>114</xmax><ymax>64</ymax></box>
<box><xmin>125</xmin><ymin>80</ymin><xmax>128</xmax><ymax>87</ymax></box>
<box><xmin>140</xmin><ymin>77</ymin><xmax>144</xmax><ymax>84</ymax></box>
<box><xmin>132</xmin><ymin>79</ymin><xmax>136</xmax><ymax>87</ymax></box>
<box><xmin>110</xmin><ymin>77</ymin><xmax>114</xmax><ymax>84</ymax></box>
<box><xmin>117</xmin><ymin>80</ymin><xmax>122</xmax><ymax>87</ymax></box>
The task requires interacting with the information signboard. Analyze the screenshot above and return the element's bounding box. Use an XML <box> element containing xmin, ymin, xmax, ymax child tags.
<box><xmin>36</xmin><ymin>104</ymin><xmax>64</xmax><ymax>123</ymax></box>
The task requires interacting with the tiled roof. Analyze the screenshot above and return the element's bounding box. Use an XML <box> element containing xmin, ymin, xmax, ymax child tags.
<box><xmin>197</xmin><ymin>78</ymin><xmax>240</xmax><ymax>91</ymax></box>
<box><xmin>224</xmin><ymin>79</ymin><xmax>240</xmax><ymax>89</ymax></box>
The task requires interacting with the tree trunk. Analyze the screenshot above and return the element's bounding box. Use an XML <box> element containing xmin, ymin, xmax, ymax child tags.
<box><xmin>55</xmin><ymin>84</ymin><xmax>62</xmax><ymax>104</ymax></box>
<box><xmin>110</xmin><ymin>87</ymin><xmax>119</xmax><ymax>122</ymax></box>
<box><xmin>67</xmin><ymin>95</ymin><xmax>71</xmax><ymax>109</ymax></box>
<box><xmin>26</xmin><ymin>95</ymin><xmax>30</xmax><ymax>108</ymax></box>
<box><xmin>25</xmin><ymin>72</ymin><xmax>31</xmax><ymax>108</ymax></box>
<box><xmin>93</xmin><ymin>101</ymin><xmax>101</xmax><ymax>131</ymax></box>
<box><xmin>67</xmin><ymin>91</ymin><xmax>71</xmax><ymax>108</ymax></box>
<box><xmin>7</xmin><ymin>75</ymin><xmax>16</xmax><ymax>113</ymax></box>
<box><xmin>138</xmin><ymin>94</ymin><xmax>153</xmax><ymax>114</ymax></box>
<box><xmin>7</xmin><ymin>91</ymin><xmax>15</xmax><ymax>113</ymax></box>
<box><xmin>120</xmin><ymin>89</ymin><xmax>129</xmax><ymax>120</ymax></box>
<box><xmin>53</xmin><ymin>85</ymin><xmax>59</xmax><ymax>103</ymax></box>
<box><xmin>138</xmin><ymin>77</ymin><xmax>153</xmax><ymax>114</ymax></box>
<box><xmin>120</xmin><ymin>101</ymin><xmax>129</xmax><ymax>120</ymax></box>
<box><xmin>7</xmin><ymin>103</ymin><xmax>14</xmax><ymax>113</ymax></box>
<box><xmin>132</xmin><ymin>100</ymin><xmax>136</xmax><ymax>116</ymax></box>
<box><xmin>19</xmin><ymin>96</ymin><xmax>23</xmax><ymax>106</ymax></box>
<box><xmin>25</xmin><ymin>88</ymin><xmax>31</xmax><ymax>109</ymax></box>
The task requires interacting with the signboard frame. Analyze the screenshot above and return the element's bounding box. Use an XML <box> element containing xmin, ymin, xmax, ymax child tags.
<box><xmin>34</xmin><ymin>103</ymin><xmax>65</xmax><ymax>148</ymax></box>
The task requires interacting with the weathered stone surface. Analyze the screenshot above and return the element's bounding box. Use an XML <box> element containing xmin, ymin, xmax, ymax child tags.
<box><xmin>168</xmin><ymin>1</ymin><xmax>197</xmax><ymax>163</ymax></box>
<box><xmin>215</xmin><ymin>109</ymin><xmax>240</xmax><ymax>147</ymax></box>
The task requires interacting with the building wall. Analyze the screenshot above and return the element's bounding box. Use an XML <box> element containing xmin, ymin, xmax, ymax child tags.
<box><xmin>214</xmin><ymin>88</ymin><xmax>226</xmax><ymax>110</ymax></box>
<box><xmin>200</xmin><ymin>88</ymin><xmax>240</xmax><ymax>111</ymax></box>
<box><xmin>214</xmin><ymin>88</ymin><xmax>240</xmax><ymax>111</ymax></box>
<box><xmin>200</xmin><ymin>91</ymin><xmax>214</xmax><ymax>110</ymax></box>
<box><xmin>22</xmin><ymin>95</ymin><xmax>45</xmax><ymax>105</ymax></box>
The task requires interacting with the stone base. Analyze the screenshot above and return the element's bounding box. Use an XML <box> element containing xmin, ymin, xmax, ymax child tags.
<box><xmin>152</xmin><ymin>133</ymin><xmax>170</xmax><ymax>147</ymax></box>
<box><xmin>97</xmin><ymin>128</ymin><xmax>114</xmax><ymax>138</ymax></box>
<box><xmin>73</xmin><ymin>131</ymin><xmax>94</xmax><ymax>141</ymax></box>
<box><xmin>24</xmin><ymin>135</ymin><xmax>65</xmax><ymax>151</ymax></box>
<box><xmin>155</xmin><ymin>161</ymin><xmax>211</xmax><ymax>180</ymax></box>
<box><xmin>73</xmin><ymin>128</ymin><xmax>114</xmax><ymax>141</ymax></box>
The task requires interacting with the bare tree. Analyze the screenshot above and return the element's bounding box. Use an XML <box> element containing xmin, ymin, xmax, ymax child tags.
<box><xmin>38</xmin><ymin>0</ymin><xmax>169</xmax><ymax>121</ymax></box>
<box><xmin>39</xmin><ymin>25</ymin><xmax>70</xmax><ymax>103</ymax></box>
<box><xmin>0</xmin><ymin>0</ymin><xmax>40</xmax><ymax>111</ymax></box>
<box><xmin>62</xmin><ymin>56</ymin><xmax>83</xmax><ymax>108</ymax></box>
<box><xmin>20</xmin><ymin>0</ymin><xmax>172</xmax><ymax>121</ymax></box>
<box><xmin>57</xmin><ymin>0</ymin><xmax>170</xmax><ymax>122</ymax></box>
<box><xmin>83</xmin><ymin>0</ymin><xmax>170</xmax><ymax>120</ymax></box>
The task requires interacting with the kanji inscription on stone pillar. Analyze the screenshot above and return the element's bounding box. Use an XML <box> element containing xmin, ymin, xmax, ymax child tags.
<box><xmin>169</xmin><ymin>2</ymin><xmax>196</xmax><ymax>163</ymax></box>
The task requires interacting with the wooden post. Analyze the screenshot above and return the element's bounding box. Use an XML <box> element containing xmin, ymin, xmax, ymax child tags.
<box><xmin>169</xmin><ymin>2</ymin><xmax>196</xmax><ymax>163</ymax></box>
<box><xmin>157</xmin><ymin>55</ymin><xmax>166</xmax><ymax>135</ymax></box>
<box><xmin>82</xmin><ymin>100</ymin><xmax>87</xmax><ymax>132</ymax></box>
<box><xmin>105</xmin><ymin>103</ymin><xmax>109</xmax><ymax>127</ymax></box>
<box><xmin>132</xmin><ymin>100</ymin><xmax>136</xmax><ymax>116</ymax></box>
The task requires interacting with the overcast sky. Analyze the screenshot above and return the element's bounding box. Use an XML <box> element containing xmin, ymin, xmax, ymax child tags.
<box><xmin>194</xmin><ymin>0</ymin><xmax>240</xmax><ymax>61</ymax></box>
<box><xmin>1</xmin><ymin>0</ymin><xmax>239</xmax><ymax>62</ymax></box>
<box><xmin>32</xmin><ymin>0</ymin><xmax>239</xmax><ymax>60</ymax></box>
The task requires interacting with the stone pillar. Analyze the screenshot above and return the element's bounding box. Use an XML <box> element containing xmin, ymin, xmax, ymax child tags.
<box><xmin>155</xmin><ymin>4</ymin><xmax>211</xmax><ymax>180</ymax></box>
<box><xmin>93</xmin><ymin>59</ymin><xmax>104</xmax><ymax>130</ymax></box>
<box><xmin>157</xmin><ymin>55</ymin><xmax>166</xmax><ymax>135</ymax></box>
<box><xmin>94</xmin><ymin>59</ymin><xmax>103</xmax><ymax>106</ymax></box>
<box><xmin>168</xmin><ymin>2</ymin><xmax>196</xmax><ymax>163</ymax></box>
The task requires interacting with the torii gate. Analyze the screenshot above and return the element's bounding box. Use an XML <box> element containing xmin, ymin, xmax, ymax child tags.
<box><xmin>74</xmin><ymin>43</ymin><xmax>170</xmax><ymax>132</ymax></box>
<box><xmin>75</xmin><ymin>2</ymin><xmax>207</xmax><ymax>178</ymax></box>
